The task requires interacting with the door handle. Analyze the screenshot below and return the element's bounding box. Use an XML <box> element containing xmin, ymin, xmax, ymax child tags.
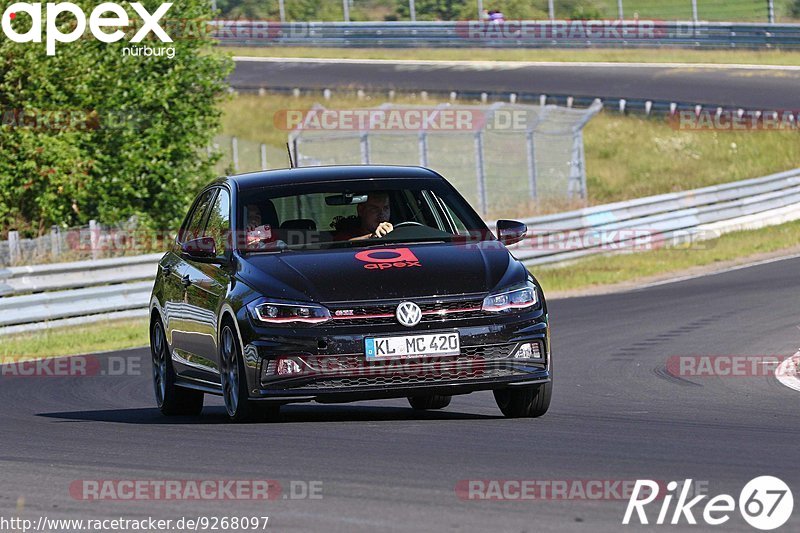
<box><xmin>181</xmin><ymin>275</ymin><xmax>192</xmax><ymax>288</ymax></box>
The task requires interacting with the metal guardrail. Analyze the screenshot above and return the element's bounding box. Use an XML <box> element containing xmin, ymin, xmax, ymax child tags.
<box><xmin>0</xmin><ymin>253</ymin><xmax>162</xmax><ymax>296</ymax></box>
<box><xmin>501</xmin><ymin>168</ymin><xmax>800</xmax><ymax>265</ymax></box>
<box><xmin>213</xmin><ymin>21</ymin><xmax>800</xmax><ymax>49</ymax></box>
<box><xmin>1</xmin><ymin>168</ymin><xmax>799</xmax><ymax>335</ymax></box>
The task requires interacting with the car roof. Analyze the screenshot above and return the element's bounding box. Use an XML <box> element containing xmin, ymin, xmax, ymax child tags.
<box><xmin>226</xmin><ymin>165</ymin><xmax>442</xmax><ymax>191</ymax></box>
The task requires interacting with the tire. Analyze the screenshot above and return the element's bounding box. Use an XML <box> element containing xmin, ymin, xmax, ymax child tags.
<box><xmin>151</xmin><ymin>318</ymin><xmax>204</xmax><ymax>416</ymax></box>
<box><xmin>407</xmin><ymin>394</ymin><xmax>452</xmax><ymax>410</ymax></box>
<box><xmin>493</xmin><ymin>382</ymin><xmax>551</xmax><ymax>418</ymax></box>
<box><xmin>220</xmin><ymin>322</ymin><xmax>280</xmax><ymax>423</ymax></box>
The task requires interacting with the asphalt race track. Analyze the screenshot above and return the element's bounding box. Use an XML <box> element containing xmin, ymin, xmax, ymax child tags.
<box><xmin>1</xmin><ymin>255</ymin><xmax>798</xmax><ymax>532</ymax></box>
<box><xmin>230</xmin><ymin>58</ymin><xmax>800</xmax><ymax>111</ymax></box>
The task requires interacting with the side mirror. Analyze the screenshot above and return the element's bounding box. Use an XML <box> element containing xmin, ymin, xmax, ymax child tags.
<box><xmin>181</xmin><ymin>237</ymin><xmax>217</xmax><ymax>261</ymax></box>
<box><xmin>496</xmin><ymin>220</ymin><xmax>527</xmax><ymax>246</ymax></box>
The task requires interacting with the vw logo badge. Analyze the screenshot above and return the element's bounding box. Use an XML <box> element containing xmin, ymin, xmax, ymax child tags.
<box><xmin>396</xmin><ymin>301</ymin><xmax>422</xmax><ymax>327</ymax></box>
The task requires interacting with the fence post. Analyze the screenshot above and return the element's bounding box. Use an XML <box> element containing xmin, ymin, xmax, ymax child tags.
<box><xmin>8</xmin><ymin>230</ymin><xmax>20</xmax><ymax>265</ymax></box>
<box><xmin>617</xmin><ymin>0</ymin><xmax>624</xmax><ymax>19</ymax></box>
<box><xmin>278</xmin><ymin>0</ymin><xmax>285</xmax><ymax>23</ymax></box>
<box><xmin>691</xmin><ymin>0</ymin><xmax>698</xmax><ymax>23</ymax></box>
<box><xmin>526</xmin><ymin>130</ymin><xmax>537</xmax><ymax>200</ymax></box>
<box><xmin>568</xmin><ymin>130</ymin><xmax>587</xmax><ymax>200</ymax></box>
<box><xmin>474</xmin><ymin>132</ymin><xmax>488</xmax><ymax>217</ymax></box>
<box><xmin>360</xmin><ymin>132</ymin><xmax>370</xmax><ymax>164</ymax></box>
<box><xmin>768</xmin><ymin>0</ymin><xmax>775</xmax><ymax>23</ymax></box>
<box><xmin>260</xmin><ymin>144</ymin><xmax>268</xmax><ymax>170</ymax></box>
<box><xmin>343</xmin><ymin>0</ymin><xmax>350</xmax><ymax>22</ymax></box>
<box><xmin>409</xmin><ymin>0</ymin><xmax>416</xmax><ymax>21</ymax></box>
<box><xmin>232</xmin><ymin>136</ymin><xmax>239</xmax><ymax>173</ymax></box>
<box><xmin>89</xmin><ymin>220</ymin><xmax>100</xmax><ymax>261</ymax></box>
<box><xmin>418</xmin><ymin>132</ymin><xmax>428</xmax><ymax>167</ymax></box>
<box><xmin>50</xmin><ymin>226</ymin><xmax>61</xmax><ymax>261</ymax></box>
<box><xmin>548</xmin><ymin>0</ymin><xmax>555</xmax><ymax>20</ymax></box>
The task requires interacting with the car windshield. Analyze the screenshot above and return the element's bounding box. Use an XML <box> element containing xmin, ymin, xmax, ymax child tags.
<box><xmin>238</xmin><ymin>179</ymin><xmax>490</xmax><ymax>252</ymax></box>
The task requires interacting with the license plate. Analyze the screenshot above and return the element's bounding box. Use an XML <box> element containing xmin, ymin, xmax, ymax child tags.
<box><xmin>365</xmin><ymin>332</ymin><xmax>460</xmax><ymax>359</ymax></box>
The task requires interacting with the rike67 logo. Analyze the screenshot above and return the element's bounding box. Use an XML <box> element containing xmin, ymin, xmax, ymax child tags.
<box><xmin>1</xmin><ymin>2</ymin><xmax>173</xmax><ymax>56</ymax></box>
<box><xmin>624</xmin><ymin>476</ymin><xmax>793</xmax><ymax>531</ymax></box>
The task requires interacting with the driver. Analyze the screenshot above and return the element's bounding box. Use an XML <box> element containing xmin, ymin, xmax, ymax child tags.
<box><xmin>333</xmin><ymin>192</ymin><xmax>394</xmax><ymax>241</ymax></box>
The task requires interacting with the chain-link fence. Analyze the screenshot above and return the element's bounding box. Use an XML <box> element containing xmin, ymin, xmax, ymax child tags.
<box><xmin>210</xmin><ymin>135</ymin><xmax>290</xmax><ymax>176</ymax></box>
<box><xmin>286</xmin><ymin>101</ymin><xmax>602</xmax><ymax>219</ymax></box>
<box><xmin>0</xmin><ymin>220</ymin><xmax>172</xmax><ymax>267</ymax></box>
<box><xmin>215</xmin><ymin>0</ymin><xmax>790</xmax><ymax>24</ymax></box>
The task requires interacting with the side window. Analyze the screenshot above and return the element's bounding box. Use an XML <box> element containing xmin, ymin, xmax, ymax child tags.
<box><xmin>205</xmin><ymin>189</ymin><xmax>231</xmax><ymax>257</ymax></box>
<box><xmin>179</xmin><ymin>189</ymin><xmax>216</xmax><ymax>244</ymax></box>
<box><xmin>435</xmin><ymin>193</ymin><xmax>469</xmax><ymax>234</ymax></box>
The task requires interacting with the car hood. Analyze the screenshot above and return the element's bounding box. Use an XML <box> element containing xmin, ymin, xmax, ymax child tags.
<box><xmin>237</xmin><ymin>241</ymin><xmax>526</xmax><ymax>303</ymax></box>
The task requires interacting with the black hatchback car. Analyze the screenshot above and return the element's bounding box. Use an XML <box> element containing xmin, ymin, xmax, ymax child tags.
<box><xmin>149</xmin><ymin>166</ymin><xmax>551</xmax><ymax>422</ymax></box>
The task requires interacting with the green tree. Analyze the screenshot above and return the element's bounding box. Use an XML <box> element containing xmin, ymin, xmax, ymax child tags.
<box><xmin>0</xmin><ymin>0</ymin><xmax>233</xmax><ymax>237</ymax></box>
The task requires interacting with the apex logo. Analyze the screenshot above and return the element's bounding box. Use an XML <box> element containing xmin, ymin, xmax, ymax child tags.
<box><xmin>354</xmin><ymin>248</ymin><xmax>422</xmax><ymax>270</ymax></box>
<box><xmin>1</xmin><ymin>2</ymin><xmax>173</xmax><ymax>55</ymax></box>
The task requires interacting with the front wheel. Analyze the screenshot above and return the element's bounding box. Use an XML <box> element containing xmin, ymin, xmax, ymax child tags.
<box><xmin>220</xmin><ymin>323</ymin><xmax>280</xmax><ymax>423</ymax></box>
<box><xmin>493</xmin><ymin>382</ymin><xmax>551</xmax><ymax>418</ymax></box>
<box><xmin>151</xmin><ymin>319</ymin><xmax>204</xmax><ymax>416</ymax></box>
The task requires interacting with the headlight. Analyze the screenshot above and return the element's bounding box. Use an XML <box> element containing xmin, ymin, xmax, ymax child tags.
<box><xmin>248</xmin><ymin>300</ymin><xmax>332</xmax><ymax>325</ymax></box>
<box><xmin>482</xmin><ymin>282</ymin><xmax>539</xmax><ymax>312</ymax></box>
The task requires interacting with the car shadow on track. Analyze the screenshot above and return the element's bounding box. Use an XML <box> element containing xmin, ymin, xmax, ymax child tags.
<box><xmin>36</xmin><ymin>405</ymin><xmax>502</xmax><ymax>425</ymax></box>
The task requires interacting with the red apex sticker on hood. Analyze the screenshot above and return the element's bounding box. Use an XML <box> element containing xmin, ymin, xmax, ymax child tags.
<box><xmin>354</xmin><ymin>248</ymin><xmax>422</xmax><ymax>270</ymax></box>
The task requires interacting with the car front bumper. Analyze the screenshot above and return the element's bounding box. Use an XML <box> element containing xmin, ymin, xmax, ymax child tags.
<box><xmin>238</xmin><ymin>306</ymin><xmax>550</xmax><ymax>403</ymax></box>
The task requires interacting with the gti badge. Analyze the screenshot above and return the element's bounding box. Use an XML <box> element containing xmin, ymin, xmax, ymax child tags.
<box><xmin>396</xmin><ymin>301</ymin><xmax>422</xmax><ymax>327</ymax></box>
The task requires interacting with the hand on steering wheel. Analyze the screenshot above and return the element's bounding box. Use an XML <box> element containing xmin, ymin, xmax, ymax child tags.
<box><xmin>372</xmin><ymin>221</ymin><xmax>394</xmax><ymax>238</ymax></box>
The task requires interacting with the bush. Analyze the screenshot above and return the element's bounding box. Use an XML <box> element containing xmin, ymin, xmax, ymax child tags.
<box><xmin>0</xmin><ymin>0</ymin><xmax>232</xmax><ymax>237</ymax></box>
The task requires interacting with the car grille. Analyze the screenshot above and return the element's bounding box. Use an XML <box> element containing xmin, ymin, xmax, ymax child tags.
<box><xmin>325</xmin><ymin>296</ymin><xmax>486</xmax><ymax>326</ymax></box>
<box><xmin>293</xmin><ymin>366</ymin><xmax>528</xmax><ymax>390</ymax></box>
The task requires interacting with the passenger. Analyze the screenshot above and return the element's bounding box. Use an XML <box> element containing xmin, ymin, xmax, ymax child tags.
<box><xmin>244</xmin><ymin>204</ymin><xmax>272</xmax><ymax>249</ymax></box>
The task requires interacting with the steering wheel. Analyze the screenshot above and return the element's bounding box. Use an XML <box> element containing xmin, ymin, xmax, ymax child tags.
<box><xmin>392</xmin><ymin>221</ymin><xmax>425</xmax><ymax>228</ymax></box>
